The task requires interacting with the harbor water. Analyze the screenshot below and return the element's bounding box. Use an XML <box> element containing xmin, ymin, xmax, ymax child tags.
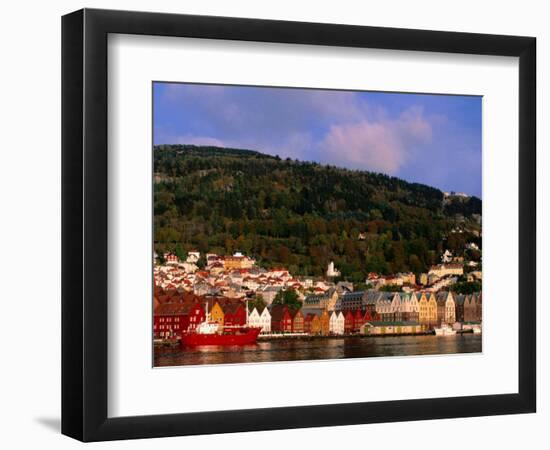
<box><xmin>154</xmin><ymin>333</ymin><xmax>482</xmax><ymax>367</ymax></box>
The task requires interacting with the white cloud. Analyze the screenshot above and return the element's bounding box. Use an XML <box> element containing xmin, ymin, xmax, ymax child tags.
<box><xmin>319</xmin><ymin>107</ymin><xmax>433</xmax><ymax>174</ymax></box>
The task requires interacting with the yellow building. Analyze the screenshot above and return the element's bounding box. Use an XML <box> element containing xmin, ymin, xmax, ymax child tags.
<box><xmin>320</xmin><ymin>309</ymin><xmax>330</xmax><ymax>335</ymax></box>
<box><xmin>222</xmin><ymin>252</ymin><xmax>255</xmax><ymax>270</ymax></box>
<box><xmin>210</xmin><ymin>302</ymin><xmax>225</xmax><ymax>327</ymax></box>
<box><xmin>418</xmin><ymin>293</ymin><xmax>438</xmax><ymax>326</ymax></box>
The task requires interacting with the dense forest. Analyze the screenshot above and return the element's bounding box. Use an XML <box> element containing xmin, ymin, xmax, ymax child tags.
<box><xmin>154</xmin><ymin>145</ymin><xmax>482</xmax><ymax>281</ymax></box>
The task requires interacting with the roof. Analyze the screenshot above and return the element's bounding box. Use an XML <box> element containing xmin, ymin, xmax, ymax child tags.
<box><xmin>301</xmin><ymin>307</ymin><xmax>325</xmax><ymax>318</ymax></box>
<box><xmin>453</xmin><ymin>294</ymin><xmax>466</xmax><ymax>305</ymax></box>
<box><xmin>270</xmin><ymin>304</ymin><xmax>291</xmax><ymax>321</ymax></box>
<box><xmin>154</xmin><ymin>302</ymin><xmax>193</xmax><ymax>316</ymax></box>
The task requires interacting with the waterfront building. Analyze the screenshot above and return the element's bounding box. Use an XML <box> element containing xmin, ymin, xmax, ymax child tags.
<box><xmin>271</xmin><ymin>305</ymin><xmax>293</xmax><ymax>333</ymax></box>
<box><xmin>418</xmin><ymin>293</ymin><xmax>438</xmax><ymax>326</ymax></box>
<box><xmin>400</xmin><ymin>292</ymin><xmax>420</xmax><ymax>322</ymax></box>
<box><xmin>375</xmin><ymin>292</ymin><xmax>394</xmax><ymax>322</ymax></box>
<box><xmin>259</xmin><ymin>306</ymin><xmax>272</xmax><ymax>333</ymax></box>
<box><xmin>344</xmin><ymin>310</ymin><xmax>355</xmax><ymax>334</ymax></box>
<box><xmin>210</xmin><ymin>301</ymin><xmax>225</xmax><ymax>327</ymax></box>
<box><xmin>153</xmin><ymin>302</ymin><xmax>192</xmax><ymax>339</ymax></box>
<box><xmin>363</xmin><ymin>321</ymin><xmax>427</xmax><ymax>335</ymax></box>
<box><xmin>453</xmin><ymin>294</ymin><xmax>466</xmax><ymax>322</ymax></box>
<box><xmin>188</xmin><ymin>302</ymin><xmax>206</xmax><ymax>331</ymax></box>
<box><xmin>292</xmin><ymin>309</ymin><xmax>305</xmax><ymax>333</ymax></box>
<box><xmin>329</xmin><ymin>311</ymin><xmax>345</xmax><ymax>335</ymax></box>
<box><xmin>248</xmin><ymin>307</ymin><xmax>262</xmax><ymax>329</ymax></box>
<box><xmin>390</xmin><ymin>293</ymin><xmax>402</xmax><ymax>322</ymax></box>
<box><xmin>354</xmin><ymin>309</ymin><xmax>366</xmax><ymax>332</ymax></box>
<box><xmin>223</xmin><ymin>303</ymin><xmax>247</xmax><ymax>327</ymax></box>
<box><xmin>436</xmin><ymin>291</ymin><xmax>456</xmax><ymax>325</ymax></box>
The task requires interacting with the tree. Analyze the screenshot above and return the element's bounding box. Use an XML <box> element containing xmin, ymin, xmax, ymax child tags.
<box><xmin>451</xmin><ymin>281</ymin><xmax>481</xmax><ymax>294</ymax></box>
<box><xmin>153</xmin><ymin>144</ymin><xmax>482</xmax><ymax>279</ymax></box>
<box><xmin>354</xmin><ymin>282</ymin><xmax>373</xmax><ymax>292</ymax></box>
<box><xmin>157</xmin><ymin>251</ymin><xmax>165</xmax><ymax>265</ymax></box>
<box><xmin>175</xmin><ymin>243</ymin><xmax>186</xmax><ymax>262</ymax></box>
<box><xmin>272</xmin><ymin>289</ymin><xmax>301</xmax><ymax>311</ymax></box>
<box><xmin>248</xmin><ymin>294</ymin><xmax>267</xmax><ymax>312</ymax></box>
<box><xmin>196</xmin><ymin>255</ymin><xmax>206</xmax><ymax>269</ymax></box>
<box><xmin>379</xmin><ymin>284</ymin><xmax>403</xmax><ymax>292</ymax></box>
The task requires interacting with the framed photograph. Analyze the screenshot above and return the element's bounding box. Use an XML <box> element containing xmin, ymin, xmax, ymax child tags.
<box><xmin>62</xmin><ymin>8</ymin><xmax>536</xmax><ymax>441</ymax></box>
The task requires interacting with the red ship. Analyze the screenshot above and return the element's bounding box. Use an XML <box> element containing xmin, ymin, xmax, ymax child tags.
<box><xmin>181</xmin><ymin>301</ymin><xmax>261</xmax><ymax>347</ymax></box>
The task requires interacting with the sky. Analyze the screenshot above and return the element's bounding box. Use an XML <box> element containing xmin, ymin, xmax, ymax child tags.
<box><xmin>153</xmin><ymin>82</ymin><xmax>482</xmax><ymax>197</ymax></box>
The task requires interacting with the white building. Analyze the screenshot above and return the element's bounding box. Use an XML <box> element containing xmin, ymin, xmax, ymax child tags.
<box><xmin>248</xmin><ymin>307</ymin><xmax>261</xmax><ymax>329</ymax></box>
<box><xmin>429</xmin><ymin>263</ymin><xmax>464</xmax><ymax>278</ymax></box>
<box><xmin>329</xmin><ymin>311</ymin><xmax>345</xmax><ymax>335</ymax></box>
<box><xmin>326</xmin><ymin>261</ymin><xmax>341</xmax><ymax>278</ymax></box>
<box><xmin>259</xmin><ymin>307</ymin><xmax>272</xmax><ymax>333</ymax></box>
<box><xmin>250</xmin><ymin>307</ymin><xmax>271</xmax><ymax>333</ymax></box>
<box><xmin>186</xmin><ymin>251</ymin><xmax>200</xmax><ymax>263</ymax></box>
<box><xmin>441</xmin><ymin>250</ymin><xmax>453</xmax><ymax>263</ymax></box>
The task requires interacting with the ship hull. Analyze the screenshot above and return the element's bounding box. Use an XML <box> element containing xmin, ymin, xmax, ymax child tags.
<box><xmin>181</xmin><ymin>327</ymin><xmax>261</xmax><ymax>346</ymax></box>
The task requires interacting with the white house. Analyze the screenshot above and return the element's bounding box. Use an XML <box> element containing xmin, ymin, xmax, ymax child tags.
<box><xmin>400</xmin><ymin>292</ymin><xmax>420</xmax><ymax>321</ymax></box>
<box><xmin>259</xmin><ymin>307</ymin><xmax>271</xmax><ymax>333</ymax></box>
<box><xmin>390</xmin><ymin>293</ymin><xmax>402</xmax><ymax>321</ymax></box>
<box><xmin>248</xmin><ymin>307</ymin><xmax>262</xmax><ymax>329</ymax></box>
<box><xmin>441</xmin><ymin>250</ymin><xmax>453</xmax><ymax>263</ymax></box>
<box><xmin>429</xmin><ymin>263</ymin><xmax>464</xmax><ymax>278</ymax></box>
<box><xmin>329</xmin><ymin>311</ymin><xmax>345</xmax><ymax>335</ymax></box>
<box><xmin>186</xmin><ymin>251</ymin><xmax>200</xmax><ymax>263</ymax></box>
<box><xmin>376</xmin><ymin>293</ymin><xmax>394</xmax><ymax>321</ymax></box>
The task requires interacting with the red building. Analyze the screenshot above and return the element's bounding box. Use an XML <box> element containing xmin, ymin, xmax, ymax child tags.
<box><xmin>153</xmin><ymin>302</ymin><xmax>191</xmax><ymax>339</ymax></box>
<box><xmin>223</xmin><ymin>303</ymin><xmax>247</xmax><ymax>327</ymax></box>
<box><xmin>164</xmin><ymin>252</ymin><xmax>179</xmax><ymax>264</ymax></box>
<box><xmin>354</xmin><ymin>309</ymin><xmax>365</xmax><ymax>332</ymax></box>
<box><xmin>363</xmin><ymin>309</ymin><xmax>372</xmax><ymax>323</ymax></box>
<box><xmin>188</xmin><ymin>301</ymin><xmax>206</xmax><ymax>331</ymax></box>
<box><xmin>271</xmin><ymin>305</ymin><xmax>293</xmax><ymax>332</ymax></box>
<box><xmin>344</xmin><ymin>310</ymin><xmax>355</xmax><ymax>334</ymax></box>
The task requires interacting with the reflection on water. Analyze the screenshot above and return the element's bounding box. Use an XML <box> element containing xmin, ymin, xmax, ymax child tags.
<box><xmin>154</xmin><ymin>334</ymin><xmax>482</xmax><ymax>367</ymax></box>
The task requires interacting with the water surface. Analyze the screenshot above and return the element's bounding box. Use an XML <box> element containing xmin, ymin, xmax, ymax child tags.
<box><xmin>154</xmin><ymin>334</ymin><xmax>482</xmax><ymax>367</ymax></box>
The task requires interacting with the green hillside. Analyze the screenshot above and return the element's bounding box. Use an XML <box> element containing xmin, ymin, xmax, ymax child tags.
<box><xmin>154</xmin><ymin>144</ymin><xmax>482</xmax><ymax>280</ymax></box>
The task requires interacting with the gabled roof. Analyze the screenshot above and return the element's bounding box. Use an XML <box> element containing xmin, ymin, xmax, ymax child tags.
<box><xmin>154</xmin><ymin>302</ymin><xmax>193</xmax><ymax>316</ymax></box>
<box><xmin>453</xmin><ymin>294</ymin><xmax>466</xmax><ymax>305</ymax></box>
<box><xmin>436</xmin><ymin>291</ymin><xmax>452</xmax><ymax>304</ymax></box>
<box><xmin>270</xmin><ymin>304</ymin><xmax>291</xmax><ymax>321</ymax></box>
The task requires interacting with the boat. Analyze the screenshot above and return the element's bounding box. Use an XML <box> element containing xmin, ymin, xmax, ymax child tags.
<box><xmin>434</xmin><ymin>323</ymin><xmax>457</xmax><ymax>336</ymax></box>
<box><xmin>181</xmin><ymin>300</ymin><xmax>261</xmax><ymax>346</ymax></box>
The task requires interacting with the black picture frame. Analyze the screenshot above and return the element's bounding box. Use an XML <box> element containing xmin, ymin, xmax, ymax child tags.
<box><xmin>62</xmin><ymin>8</ymin><xmax>536</xmax><ymax>442</ymax></box>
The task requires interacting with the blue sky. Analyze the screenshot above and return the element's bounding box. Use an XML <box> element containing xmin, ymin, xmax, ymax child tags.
<box><xmin>154</xmin><ymin>82</ymin><xmax>482</xmax><ymax>197</ymax></box>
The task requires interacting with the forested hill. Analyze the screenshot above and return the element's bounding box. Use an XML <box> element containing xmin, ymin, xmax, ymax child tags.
<box><xmin>154</xmin><ymin>144</ymin><xmax>482</xmax><ymax>280</ymax></box>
